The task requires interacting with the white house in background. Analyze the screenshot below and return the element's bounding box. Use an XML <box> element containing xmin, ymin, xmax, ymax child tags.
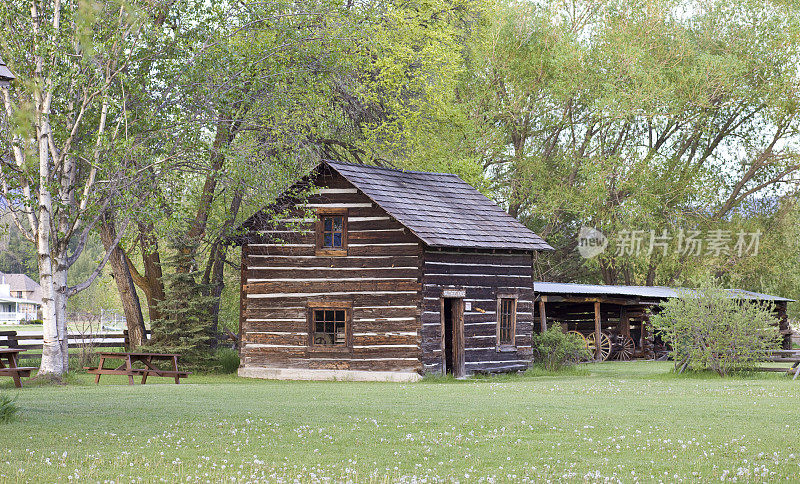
<box><xmin>0</xmin><ymin>273</ymin><xmax>42</xmax><ymax>322</ymax></box>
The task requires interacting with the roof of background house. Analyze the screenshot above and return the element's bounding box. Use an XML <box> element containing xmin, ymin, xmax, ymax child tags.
<box><xmin>323</xmin><ymin>160</ymin><xmax>553</xmax><ymax>252</ymax></box>
<box><xmin>533</xmin><ymin>281</ymin><xmax>794</xmax><ymax>302</ymax></box>
<box><xmin>1</xmin><ymin>273</ymin><xmax>40</xmax><ymax>292</ymax></box>
<box><xmin>0</xmin><ymin>273</ymin><xmax>42</xmax><ymax>303</ymax></box>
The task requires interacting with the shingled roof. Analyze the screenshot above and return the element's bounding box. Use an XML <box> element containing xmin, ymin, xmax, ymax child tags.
<box><xmin>324</xmin><ymin>160</ymin><xmax>552</xmax><ymax>251</ymax></box>
<box><xmin>0</xmin><ymin>57</ymin><xmax>15</xmax><ymax>82</ymax></box>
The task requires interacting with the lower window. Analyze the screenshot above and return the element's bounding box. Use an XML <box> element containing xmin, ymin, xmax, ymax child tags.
<box><xmin>312</xmin><ymin>308</ymin><xmax>347</xmax><ymax>346</ymax></box>
<box><xmin>498</xmin><ymin>297</ymin><xmax>517</xmax><ymax>347</ymax></box>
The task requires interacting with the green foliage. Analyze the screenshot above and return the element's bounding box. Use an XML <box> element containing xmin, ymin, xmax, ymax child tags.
<box><xmin>65</xmin><ymin>233</ymin><xmax>121</xmax><ymax>314</ymax></box>
<box><xmin>649</xmin><ymin>283</ymin><xmax>782</xmax><ymax>376</ymax></box>
<box><xmin>0</xmin><ymin>393</ymin><xmax>19</xmax><ymax>424</ymax></box>
<box><xmin>531</xmin><ymin>326</ymin><xmax>591</xmax><ymax>371</ymax></box>
<box><xmin>716</xmin><ymin>200</ymin><xmax>800</xmax><ymax>319</ymax></box>
<box><xmin>422</xmin><ymin>0</ymin><xmax>800</xmax><ymax>289</ymax></box>
<box><xmin>0</xmin><ymin>221</ymin><xmax>37</xmax><ymax>279</ymax></box>
<box><xmin>213</xmin><ymin>348</ymin><xmax>240</xmax><ymax>374</ymax></box>
<box><xmin>146</xmin><ymin>239</ymin><xmax>216</xmax><ymax>367</ymax></box>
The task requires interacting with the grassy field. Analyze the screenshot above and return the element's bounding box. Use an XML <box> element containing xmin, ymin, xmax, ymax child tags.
<box><xmin>0</xmin><ymin>324</ymin><xmax>46</xmax><ymax>332</ymax></box>
<box><xmin>0</xmin><ymin>362</ymin><xmax>798</xmax><ymax>482</ymax></box>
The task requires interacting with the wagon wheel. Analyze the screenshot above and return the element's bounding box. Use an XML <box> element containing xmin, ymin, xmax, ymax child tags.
<box><xmin>586</xmin><ymin>331</ymin><xmax>612</xmax><ymax>361</ymax></box>
<box><xmin>566</xmin><ymin>330</ymin><xmax>587</xmax><ymax>345</ymax></box>
<box><xmin>567</xmin><ymin>331</ymin><xmax>593</xmax><ymax>362</ymax></box>
<box><xmin>614</xmin><ymin>335</ymin><xmax>635</xmax><ymax>361</ymax></box>
<box><xmin>314</xmin><ymin>334</ymin><xmax>333</xmax><ymax>346</ymax></box>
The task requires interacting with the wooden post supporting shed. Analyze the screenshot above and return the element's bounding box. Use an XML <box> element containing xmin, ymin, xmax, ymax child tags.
<box><xmin>619</xmin><ymin>307</ymin><xmax>630</xmax><ymax>339</ymax></box>
<box><xmin>594</xmin><ymin>301</ymin><xmax>601</xmax><ymax>360</ymax></box>
<box><xmin>538</xmin><ymin>299</ymin><xmax>547</xmax><ymax>333</ymax></box>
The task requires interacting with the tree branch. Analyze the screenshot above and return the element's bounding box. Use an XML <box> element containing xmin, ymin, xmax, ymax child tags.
<box><xmin>65</xmin><ymin>215</ymin><xmax>133</xmax><ymax>298</ymax></box>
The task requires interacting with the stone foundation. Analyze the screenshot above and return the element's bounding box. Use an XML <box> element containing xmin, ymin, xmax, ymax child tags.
<box><xmin>238</xmin><ymin>366</ymin><xmax>422</xmax><ymax>383</ymax></box>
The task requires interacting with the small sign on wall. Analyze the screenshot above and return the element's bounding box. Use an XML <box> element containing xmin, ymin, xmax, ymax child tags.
<box><xmin>465</xmin><ymin>302</ymin><xmax>472</xmax><ymax>311</ymax></box>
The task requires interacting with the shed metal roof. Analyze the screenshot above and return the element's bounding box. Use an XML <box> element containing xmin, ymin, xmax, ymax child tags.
<box><xmin>325</xmin><ymin>160</ymin><xmax>553</xmax><ymax>252</ymax></box>
<box><xmin>533</xmin><ymin>282</ymin><xmax>794</xmax><ymax>302</ymax></box>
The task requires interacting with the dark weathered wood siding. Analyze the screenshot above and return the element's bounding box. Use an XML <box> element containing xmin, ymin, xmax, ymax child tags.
<box><xmin>420</xmin><ymin>249</ymin><xmax>535</xmax><ymax>375</ymax></box>
<box><xmin>240</xmin><ymin>171</ymin><xmax>425</xmax><ymax>373</ymax></box>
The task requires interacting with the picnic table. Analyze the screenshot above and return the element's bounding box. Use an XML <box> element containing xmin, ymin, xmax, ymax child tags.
<box><xmin>0</xmin><ymin>348</ymin><xmax>35</xmax><ymax>388</ymax></box>
<box><xmin>86</xmin><ymin>352</ymin><xmax>190</xmax><ymax>385</ymax></box>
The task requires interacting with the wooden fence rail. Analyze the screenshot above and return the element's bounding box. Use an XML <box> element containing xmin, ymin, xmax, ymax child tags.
<box><xmin>0</xmin><ymin>330</ymin><xmax>153</xmax><ymax>359</ymax></box>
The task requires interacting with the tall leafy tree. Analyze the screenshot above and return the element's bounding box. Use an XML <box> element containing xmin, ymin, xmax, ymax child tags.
<box><xmin>112</xmin><ymin>0</ymin><xmax>484</xmax><ymax>351</ymax></box>
<box><xmin>442</xmin><ymin>0</ymin><xmax>800</xmax><ymax>287</ymax></box>
<box><xmin>0</xmin><ymin>0</ymin><xmax>177</xmax><ymax>377</ymax></box>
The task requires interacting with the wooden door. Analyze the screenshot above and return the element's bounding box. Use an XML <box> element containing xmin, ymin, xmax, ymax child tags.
<box><xmin>441</xmin><ymin>297</ymin><xmax>465</xmax><ymax>377</ymax></box>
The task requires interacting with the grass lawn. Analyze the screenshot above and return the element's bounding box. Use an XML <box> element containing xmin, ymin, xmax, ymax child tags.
<box><xmin>0</xmin><ymin>325</ymin><xmax>46</xmax><ymax>332</ymax></box>
<box><xmin>0</xmin><ymin>362</ymin><xmax>798</xmax><ymax>482</ymax></box>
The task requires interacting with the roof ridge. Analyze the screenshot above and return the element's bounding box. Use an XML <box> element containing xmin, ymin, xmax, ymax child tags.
<box><xmin>322</xmin><ymin>159</ymin><xmax>460</xmax><ymax>178</ymax></box>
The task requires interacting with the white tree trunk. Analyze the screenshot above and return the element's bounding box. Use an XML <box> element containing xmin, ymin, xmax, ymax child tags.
<box><xmin>38</xmin><ymin>262</ymin><xmax>62</xmax><ymax>376</ymax></box>
<box><xmin>5</xmin><ymin>1</ymin><xmax>141</xmax><ymax>379</ymax></box>
<box><xmin>54</xmin><ymin>264</ymin><xmax>69</xmax><ymax>374</ymax></box>
<box><xmin>37</xmin><ymin>137</ymin><xmax>64</xmax><ymax>377</ymax></box>
<box><xmin>35</xmin><ymin>87</ymin><xmax>67</xmax><ymax>376</ymax></box>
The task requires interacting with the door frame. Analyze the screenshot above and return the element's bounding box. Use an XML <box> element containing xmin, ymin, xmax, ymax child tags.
<box><xmin>440</xmin><ymin>295</ymin><xmax>465</xmax><ymax>378</ymax></box>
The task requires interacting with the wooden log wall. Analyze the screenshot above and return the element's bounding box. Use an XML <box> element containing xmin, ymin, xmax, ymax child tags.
<box><xmin>240</xmin><ymin>171</ymin><xmax>424</xmax><ymax>374</ymax></box>
<box><xmin>421</xmin><ymin>249</ymin><xmax>535</xmax><ymax>375</ymax></box>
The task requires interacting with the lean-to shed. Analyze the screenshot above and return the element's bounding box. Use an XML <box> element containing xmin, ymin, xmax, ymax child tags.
<box><xmin>534</xmin><ymin>282</ymin><xmax>795</xmax><ymax>360</ymax></box>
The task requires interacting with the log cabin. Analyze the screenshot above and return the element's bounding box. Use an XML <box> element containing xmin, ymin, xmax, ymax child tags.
<box><xmin>234</xmin><ymin>160</ymin><xmax>553</xmax><ymax>382</ymax></box>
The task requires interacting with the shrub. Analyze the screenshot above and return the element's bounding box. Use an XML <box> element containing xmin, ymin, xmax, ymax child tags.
<box><xmin>146</xmin><ymin>239</ymin><xmax>216</xmax><ymax>368</ymax></box>
<box><xmin>215</xmin><ymin>347</ymin><xmax>240</xmax><ymax>374</ymax></box>
<box><xmin>649</xmin><ymin>283</ymin><xmax>782</xmax><ymax>376</ymax></box>
<box><xmin>531</xmin><ymin>326</ymin><xmax>591</xmax><ymax>371</ymax></box>
<box><xmin>0</xmin><ymin>394</ymin><xmax>19</xmax><ymax>424</ymax></box>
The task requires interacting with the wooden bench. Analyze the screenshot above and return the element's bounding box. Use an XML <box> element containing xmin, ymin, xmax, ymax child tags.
<box><xmin>0</xmin><ymin>367</ymin><xmax>34</xmax><ymax>376</ymax></box>
<box><xmin>129</xmin><ymin>368</ymin><xmax>190</xmax><ymax>384</ymax></box>
<box><xmin>0</xmin><ymin>348</ymin><xmax>33</xmax><ymax>388</ymax></box>
<box><xmin>85</xmin><ymin>352</ymin><xmax>190</xmax><ymax>385</ymax></box>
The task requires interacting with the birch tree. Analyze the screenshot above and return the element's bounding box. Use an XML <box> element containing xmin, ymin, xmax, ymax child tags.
<box><xmin>0</xmin><ymin>0</ymin><xmax>163</xmax><ymax>378</ymax></box>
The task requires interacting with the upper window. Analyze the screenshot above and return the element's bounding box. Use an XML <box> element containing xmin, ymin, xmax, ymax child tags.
<box><xmin>316</xmin><ymin>209</ymin><xmax>348</xmax><ymax>256</ymax></box>
<box><xmin>322</xmin><ymin>216</ymin><xmax>344</xmax><ymax>248</ymax></box>
<box><xmin>497</xmin><ymin>297</ymin><xmax>517</xmax><ymax>347</ymax></box>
